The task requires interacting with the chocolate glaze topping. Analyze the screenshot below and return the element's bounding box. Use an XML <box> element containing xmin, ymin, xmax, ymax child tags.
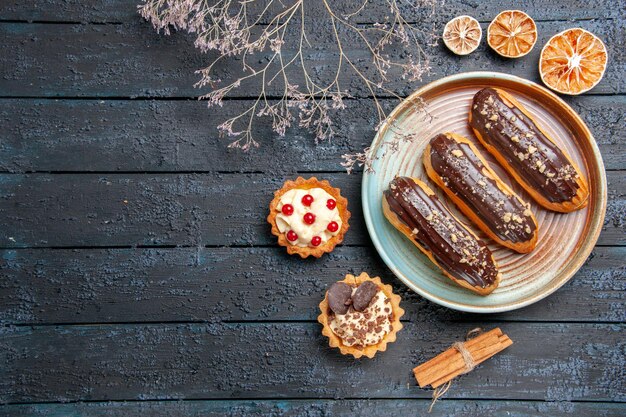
<box><xmin>384</xmin><ymin>177</ymin><xmax>498</xmax><ymax>288</ymax></box>
<box><xmin>470</xmin><ymin>88</ymin><xmax>581</xmax><ymax>203</ymax></box>
<box><xmin>429</xmin><ymin>134</ymin><xmax>536</xmax><ymax>243</ymax></box>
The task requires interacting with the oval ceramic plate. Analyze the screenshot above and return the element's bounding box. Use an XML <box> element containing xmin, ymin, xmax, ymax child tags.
<box><xmin>362</xmin><ymin>72</ymin><xmax>607</xmax><ymax>313</ymax></box>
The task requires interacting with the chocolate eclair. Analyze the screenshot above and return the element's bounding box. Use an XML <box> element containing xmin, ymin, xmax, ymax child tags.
<box><xmin>383</xmin><ymin>176</ymin><xmax>500</xmax><ymax>295</ymax></box>
<box><xmin>469</xmin><ymin>87</ymin><xmax>589</xmax><ymax>212</ymax></box>
<box><xmin>424</xmin><ymin>132</ymin><xmax>538</xmax><ymax>253</ymax></box>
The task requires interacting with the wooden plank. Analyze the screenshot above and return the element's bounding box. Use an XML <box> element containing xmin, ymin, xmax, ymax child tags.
<box><xmin>1</xmin><ymin>322</ymin><xmax>623</xmax><ymax>403</ymax></box>
<box><xmin>0</xmin><ymin>399</ymin><xmax>624</xmax><ymax>417</ymax></box>
<box><xmin>0</xmin><ymin>0</ymin><xmax>621</xmax><ymax>23</ymax></box>
<box><xmin>0</xmin><ymin>172</ymin><xmax>623</xmax><ymax>248</ymax></box>
<box><xmin>0</xmin><ymin>173</ymin><xmax>361</xmax><ymax>248</ymax></box>
<box><xmin>0</xmin><ymin>98</ymin><xmax>387</xmax><ymax>174</ymax></box>
<box><xmin>0</xmin><ymin>246</ymin><xmax>623</xmax><ymax>325</ymax></box>
<box><xmin>1</xmin><ymin>95</ymin><xmax>624</xmax><ymax>173</ymax></box>
<box><xmin>0</xmin><ymin>19</ymin><xmax>623</xmax><ymax>98</ymax></box>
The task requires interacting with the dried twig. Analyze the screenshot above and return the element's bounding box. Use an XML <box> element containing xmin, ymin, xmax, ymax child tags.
<box><xmin>138</xmin><ymin>0</ymin><xmax>439</xmax><ymax>167</ymax></box>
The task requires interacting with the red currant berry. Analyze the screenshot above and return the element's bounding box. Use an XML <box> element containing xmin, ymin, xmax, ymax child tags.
<box><xmin>327</xmin><ymin>221</ymin><xmax>339</xmax><ymax>233</ymax></box>
<box><xmin>301</xmin><ymin>194</ymin><xmax>314</xmax><ymax>206</ymax></box>
<box><xmin>311</xmin><ymin>236</ymin><xmax>322</xmax><ymax>246</ymax></box>
<box><xmin>303</xmin><ymin>212</ymin><xmax>316</xmax><ymax>225</ymax></box>
<box><xmin>286</xmin><ymin>230</ymin><xmax>298</xmax><ymax>241</ymax></box>
<box><xmin>281</xmin><ymin>204</ymin><xmax>294</xmax><ymax>216</ymax></box>
<box><xmin>326</xmin><ymin>199</ymin><xmax>336</xmax><ymax>210</ymax></box>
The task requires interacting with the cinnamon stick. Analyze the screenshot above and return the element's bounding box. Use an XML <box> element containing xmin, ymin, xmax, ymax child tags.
<box><xmin>429</xmin><ymin>335</ymin><xmax>512</xmax><ymax>388</ymax></box>
<box><xmin>413</xmin><ymin>328</ymin><xmax>513</xmax><ymax>388</ymax></box>
<box><xmin>414</xmin><ymin>329</ymin><xmax>501</xmax><ymax>385</ymax></box>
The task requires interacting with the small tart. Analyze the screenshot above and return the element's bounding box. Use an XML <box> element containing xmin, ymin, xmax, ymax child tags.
<box><xmin>268</xmin><ymin>177</ymin><xmax>350</xmax><ymax>258</ymax></box>
<box><xmin>318</xmin><ymin>272</ymin><xmax>404</xmax><ymax>359</ymax></box>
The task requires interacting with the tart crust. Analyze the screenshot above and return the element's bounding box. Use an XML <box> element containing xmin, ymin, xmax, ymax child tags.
<box><xmin>267</xmin><ymin>177</ymin><xmax>350</xmax><ymax>258</ymax></box>
<box><xmin>317</xmin><ymin>272</ymin><xmax>404</xmax><ymax>359</ymax></box>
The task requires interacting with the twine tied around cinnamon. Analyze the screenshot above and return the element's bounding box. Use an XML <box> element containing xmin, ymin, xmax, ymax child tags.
<box><xmin>427</xmin><ymin>327</ymin><xmax>482</xmax><ymax>412</ymax></box>
<box><xmin>412</xmin><ymin>327</ymin><xmax>513</xmax><ymax>413</ymax></box>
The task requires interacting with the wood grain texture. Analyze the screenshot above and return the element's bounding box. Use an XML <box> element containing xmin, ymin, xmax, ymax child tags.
<box><xmin>1</xmin><ymin>399</ymin><xmax>625</xmax><ymax>417</ymax></box>
<box><xmin>0</xmin><ymin>172</ymin><xmax>623</xmax><ymax>248</ymax></box>
<box><xmin>0</xmin><ymin>19</ymin><xmax>623</xmax><ymax>98</ymax></box>
<box><xmin>1</xmin><ymin>246</ymin><xmax>623</xmax><ymax>325</ymax></box>
<box><xmin>1</xmin><ymin>322</ymin><xmax>624</xmax><ymax>403</ymax></box>
<box><xmin>0</xmin><ymin>0</ymin><xmax>624</xmax><ymax>412</ymax></box>
<box><xmin>0</xmin><ymin>96</ymin><xmax>623</xmax><ymax>173</ymax></box>
<box><xmin>0</xmin><ymin>0</ymin><xmax>622</xmax><ymax>23</ymax></box>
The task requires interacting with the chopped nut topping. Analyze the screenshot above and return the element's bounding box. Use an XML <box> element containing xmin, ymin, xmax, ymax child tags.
<box><xmin>425</xmin><ymin>213</ymin><xmax>433</xmax><ymax>221</ymax></box>
<box><xmin>412</xmin><ymin>228</ymin><xmax>419</xmax><ymax>235</ymax></box>
<box><xmin>451</xmin><ymin>149</ymin><xmax>463</xmax><ymax>157</ymax></box>
<box><xmin>546</xmin><ymin>172</ymin><xmax>555</xmax><ymax>178</ymax></box>
<box><xmin>525</xmin><ymin>132</ymin><xmax>534</xmax><ymax>138</ymax></box>
<box><xmin>510</xmin><ymin>116</ymin><xmax>517</xmax><ymax>122</ymax></box>
<box><xmin>485</xmin><ymin>122</ymin><xmax>492</xmax><ymax>129</ymax></box>
<box><xmin>511</xmin><ymin>135</ymin><xmax>520</xmax><ymax>142</ymax></box>
<box><xmin>539</xmin><ymin>164</ymin><xmax>546</xmax><ymax>173</ymax></box>
<box><xmin>523</xmin><ymin>208</ymin><xmax>533</xmax><ymax>216</ymax></box>
<box><xmin>528</xmin><ymin>146</ymin><xmax>537</xmax><ymax>154</ymax></box>
<box><xmin>512</xmin><ymin>214</ymin><xmax>523</xmax><ymax>224</ymax></box>
<box><xmin>451</xmin><ymin>233</ymin><xmax>458</xmax><ymax>243</ymax></box>
<box><xmin>525</xmin><ymin>225</ymin><xmax>532</xmax><ymax>234</ymax></box>
<box><xmin>489</xmin><ymin>114</ymin><xmax>499</xmax><ymax>121</ymax></box>
<box><xmin>503</xmin><ymin>212</ymin><xmax>512</xmax><ymax>223</ymax></box>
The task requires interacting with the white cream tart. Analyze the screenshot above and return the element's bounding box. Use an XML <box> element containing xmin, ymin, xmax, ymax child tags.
<box><xmin>275</xmin><ymin>187</ymin><xmax>342</xmax><ymax>248</ymax></box>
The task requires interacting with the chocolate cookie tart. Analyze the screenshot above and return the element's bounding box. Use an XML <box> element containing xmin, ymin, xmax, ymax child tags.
<box><xmin>424</xmin><ymin>132</ymin><xmax>538</xmax><ymax>253</ymax></box>
<box><xmin>383</xmin><ymin>177</ymin><xmax>500</xmax><ymax>295</ymax></box>
<box><xmin>469</xmin><ymin>87</ymin><xmax>589</xmax><ymax>212</ymax></box>
<box><xmin>318</xmin><ymin>272</ymin><xmax>404</xmax><ymax>359</ymax></box>
<box><xmin>268</xmin><ymin>177</ymin><xmax>350</xmax><ymax>258</ymax></box>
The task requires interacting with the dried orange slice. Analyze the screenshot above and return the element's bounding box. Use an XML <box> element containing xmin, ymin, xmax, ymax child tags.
<box><xmin>442</xmin><ymin>15</ymin><xmax>482</xmax><ymax>56</ymax></box>
<box><xmin>539</xmin><ymin>28</ymin><xmax>608</xmax><ymax>95</ymax></box>
<box><xmin>487</xmin><ymin>10</ymin><xmax>537</xmax><ymax>58</ymax></box>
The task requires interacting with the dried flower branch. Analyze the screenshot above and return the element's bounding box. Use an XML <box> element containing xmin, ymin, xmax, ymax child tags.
<box><xmin>138</xmin><ymin>0</ymin><xmax>438</xmax><ymax>168</ymax></box>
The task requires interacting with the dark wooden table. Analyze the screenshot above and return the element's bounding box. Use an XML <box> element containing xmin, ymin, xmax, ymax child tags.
<box><xmin>1</xmin><ymin>1</ymin><xmax>624</xmax><ymax>416</ymax></box>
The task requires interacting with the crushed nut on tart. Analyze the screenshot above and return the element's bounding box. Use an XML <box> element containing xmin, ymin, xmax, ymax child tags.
<box><xmin>268</xmin><ymin>177</ymin><xmax>350</xmax><ymax>258</ymax></box>
<box><xmin>318</xmin><ymin>272</ymin><xmax>404</xmax><ymax>359</ymax></box>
